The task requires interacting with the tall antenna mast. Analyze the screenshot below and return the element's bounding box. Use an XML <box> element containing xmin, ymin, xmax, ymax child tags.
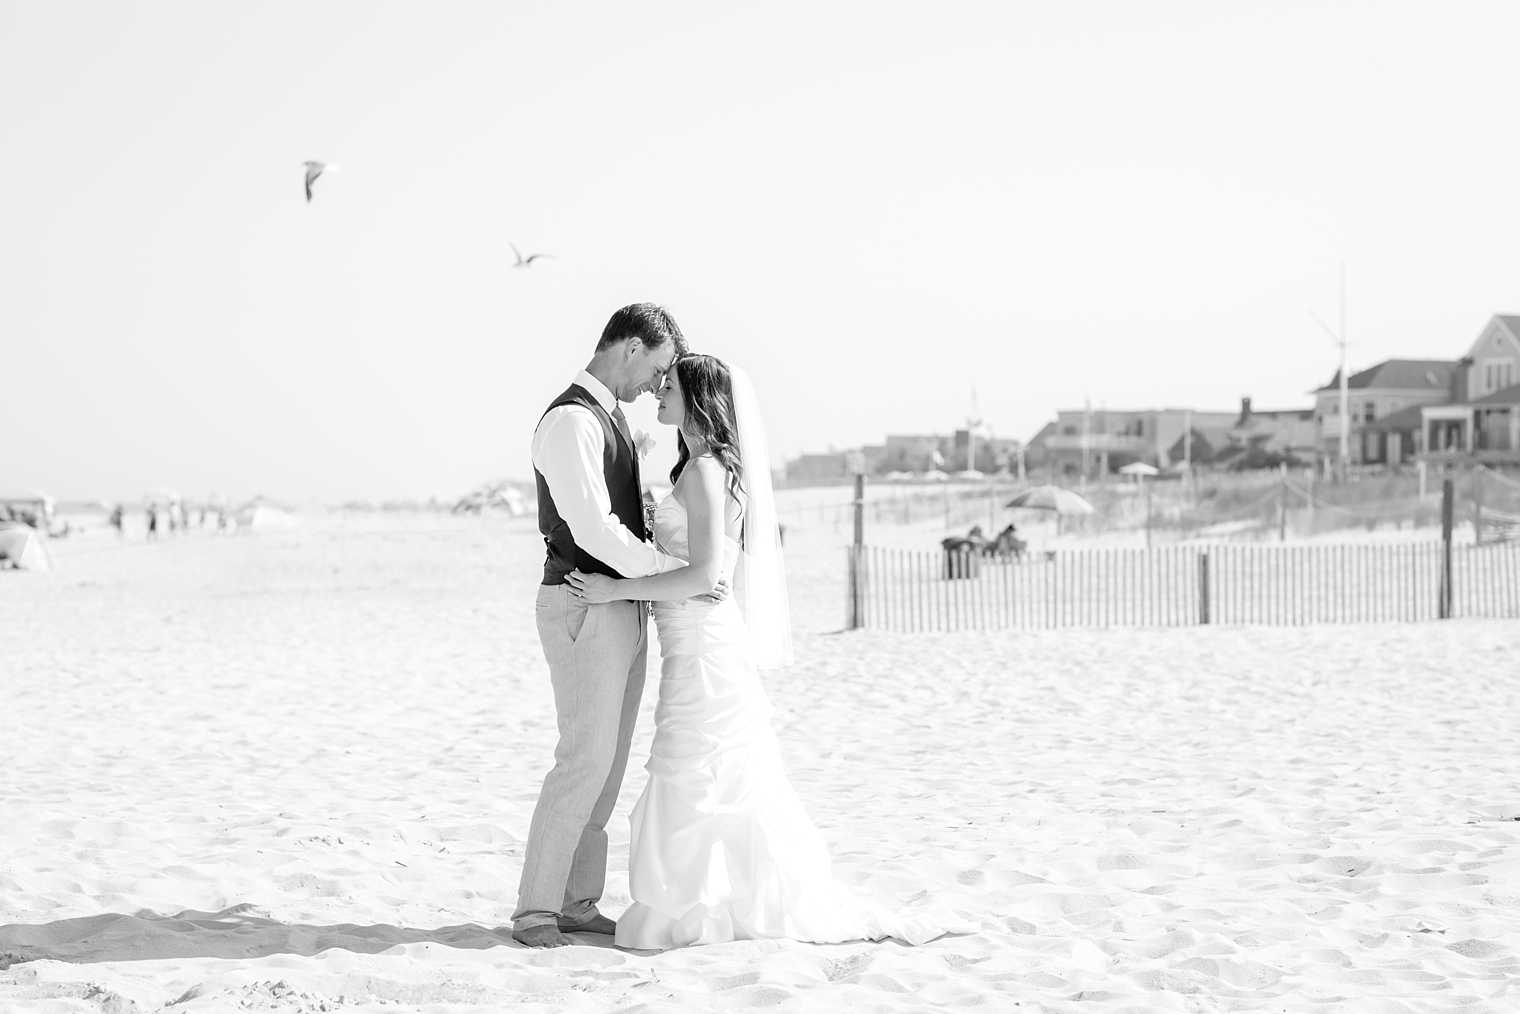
<box><xmin>1311</xmin><ymin>262</ymin><xmax>1351</xmax><ymax>477</ymax></box>
<box><xmin>1338</xmin><ymin>262</ymin><xmax>1349</xmax><ymax>472</ymax></box>
<box><xmin>967</xmin><ymin>386</ymin><xmax>983</xmax><ymax>473</ymax></box>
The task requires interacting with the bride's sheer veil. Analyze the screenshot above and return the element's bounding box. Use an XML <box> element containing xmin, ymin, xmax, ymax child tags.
<box><xmin>727</xmin><ymin>363</ymin><xmax>794</xmax><ymax>670</ymax></box>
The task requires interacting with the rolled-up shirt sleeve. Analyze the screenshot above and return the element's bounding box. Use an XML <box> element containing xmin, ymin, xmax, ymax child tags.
<box><xmin>532</xmin><ymin>405</ymin><xmax>681</xmax><ymax>578</ymax></box>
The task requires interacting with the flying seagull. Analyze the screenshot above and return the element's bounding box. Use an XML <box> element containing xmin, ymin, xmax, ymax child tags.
<box><xmin>302</xmin><ymin>160</ymin><xmax>338</xmax><ymax>202</ymax></box>
<box><xmin>510</xmin><ymin>242</ymin><xmax>554</xmax><ymax>268</ymax></box>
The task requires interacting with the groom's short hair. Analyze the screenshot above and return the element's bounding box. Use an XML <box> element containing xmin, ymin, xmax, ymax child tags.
<box><xmin>597</xmin><ymin>303</ymin><xmax>688</xmax><ymax>356</ymax></box>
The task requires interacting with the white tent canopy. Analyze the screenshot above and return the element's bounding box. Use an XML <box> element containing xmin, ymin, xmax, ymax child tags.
<box><xmin>233</xmin><ymin>501</ymin><xmax>298</xmax><ymax>531</ymax></box>
<box><xmin>0</xmin><ymin>522</ymin><xmax>52</xmax><ymax>571</ymax></box>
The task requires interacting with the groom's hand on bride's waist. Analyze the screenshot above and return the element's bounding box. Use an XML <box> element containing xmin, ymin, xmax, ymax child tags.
<box><xmin>696</xmin><ymin>578</ymin><xmax>730</xmax><ymax>604</ymax></box>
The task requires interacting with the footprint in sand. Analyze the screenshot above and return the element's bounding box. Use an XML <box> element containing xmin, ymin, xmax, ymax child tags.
<box><xmin>1177</xmin><ymin>956</ymin><xmax>1285</xmax><ymax>989</ymax></box>
<box><xmin>1312</xmin><ymin>856</ymin><xmax>1374</xmax><ymax>877</ymax></box>
<box><xmin>1095</xmin><ymin>852</ymin><xmax>1145</xmax><ymax>871</ymax></box>
<box><xmin>726</xmin><ymin>985</ymin><xmax>795</xmax><ymax>1005</ymax></box>
<box><xmin>1447</xmin><ymin>939</ymin><xmax>1510</xmax><ymax>959</ymax></box>
<box><xmin>822</xmin><ymin>952</ymin><xmax>873</xmax><ymax>982</ymax></box>
<box><xmin>1132</xmin><ymin>929</ymin><xmax>1195</xmax><ymax>959</ymax></box>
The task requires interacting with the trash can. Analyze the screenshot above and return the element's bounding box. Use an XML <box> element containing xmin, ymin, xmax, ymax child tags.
<box><xmin>940</xmin><ymin>541</ymin><xmax>981</xmax><ymax>580</ymax></box>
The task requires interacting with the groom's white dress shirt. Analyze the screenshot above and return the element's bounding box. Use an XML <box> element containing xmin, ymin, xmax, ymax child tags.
<box><xmin>531</xmin><ymin>370</ymin><xmax>681</xmax><ymax>578</ymax></box>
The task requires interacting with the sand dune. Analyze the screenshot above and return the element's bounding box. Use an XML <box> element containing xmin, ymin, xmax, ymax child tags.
<box><xmin>1</xmin><ymin>514</ymin><xmax>1517</xmax><ymax>1011</ymax></box>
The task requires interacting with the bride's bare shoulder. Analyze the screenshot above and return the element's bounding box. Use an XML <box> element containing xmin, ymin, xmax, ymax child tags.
<box><xmin>672</xmin><ymin>456</ymin><xmax>724</xmax><ymax>499</ymax></box>
<box><xmin>691</xmin><ymin>457</ymin><xmax>746</xmax><ymax>528</ymax></box>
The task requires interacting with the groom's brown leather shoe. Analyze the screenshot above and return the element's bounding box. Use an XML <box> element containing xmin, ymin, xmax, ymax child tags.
<box><xmin>557</xmin><ymin>913</ymin><xmax>616</xmax><ymax>935</ymax></box>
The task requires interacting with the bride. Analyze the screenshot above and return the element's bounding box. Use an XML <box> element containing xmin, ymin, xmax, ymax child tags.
<box><xmin>566</xmin><ymin>354</ymin><xmax>945</xmax><ymax>951</ymax></box>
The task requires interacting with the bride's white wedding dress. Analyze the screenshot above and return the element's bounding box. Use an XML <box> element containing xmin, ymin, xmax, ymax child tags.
<box><xmin>614</xmin><ymin>496</ymin><xmax>947</xmax><ymax>951</ymax></box>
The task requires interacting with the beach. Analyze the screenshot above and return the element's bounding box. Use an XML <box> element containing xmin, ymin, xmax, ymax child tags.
<box><xmin>2</xmin><ymin>509</ymin><xmax>1518</xmax><ymax>1012</ymax></box>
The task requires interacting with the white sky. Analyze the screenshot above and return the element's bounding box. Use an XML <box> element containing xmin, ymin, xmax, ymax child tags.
<box><xmin>4</xmin><ymin>0</ymin><xmax>1518</xmax><ymax>501</ymax></box>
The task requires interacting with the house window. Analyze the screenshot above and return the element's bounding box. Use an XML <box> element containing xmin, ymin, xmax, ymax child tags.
<box><xmin>1363</xmin><ymin>402</ymin><xmax>1376</xmax><ymax>423</ymax></box>
<box><xmin>1482</xmin><ymin>360</ymin><xmax>1515</xmax><ymax>393</ymax></box>
<box><xmin>1061</xmin><ymin>426</ymin><xmax>1077</xmax><ymax>436</ymax></box>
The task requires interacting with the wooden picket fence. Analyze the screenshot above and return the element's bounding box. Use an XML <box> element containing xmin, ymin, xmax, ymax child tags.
<box><xmin>847</xmin><ymin>540</ymin><xmax>1520</xmax><ymax>631</ymax></box>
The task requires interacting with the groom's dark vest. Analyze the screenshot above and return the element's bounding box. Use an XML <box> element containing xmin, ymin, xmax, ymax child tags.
<box><xmin>535</xmin><ymin>384</ymin><xmax>646</xmax><ymax>586</ymax></box>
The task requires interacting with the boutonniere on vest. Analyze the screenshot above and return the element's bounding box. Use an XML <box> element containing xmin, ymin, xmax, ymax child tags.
<box><xmin>631</xmin><ymin>429</ymin><xmax>654</xmax><ymax>459</ymax></box>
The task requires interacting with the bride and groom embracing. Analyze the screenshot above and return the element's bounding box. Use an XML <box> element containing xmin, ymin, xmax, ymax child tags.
<box><xmin>513</xmin><ymin>303</ymin><xmax>948</xmax><ymax>952</ymax></box>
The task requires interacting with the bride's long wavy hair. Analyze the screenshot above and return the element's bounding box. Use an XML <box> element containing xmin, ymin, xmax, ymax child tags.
<box><xmin>668</xmin><ymin>354</ymin><xmax>745</xmax><ymax>508</ymax></box>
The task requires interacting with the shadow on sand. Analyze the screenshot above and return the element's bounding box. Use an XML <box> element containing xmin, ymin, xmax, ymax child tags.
<box><xmin>0</xmin><ymin>903</ymin><xmax>622</xmax><ymax>968</ymax></box>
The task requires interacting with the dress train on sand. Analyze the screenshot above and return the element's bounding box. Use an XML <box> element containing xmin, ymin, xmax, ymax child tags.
<box><xmin>614</xmin><ymin>497</ymin><xmax>951</xmax><ymax>951</ymax></box>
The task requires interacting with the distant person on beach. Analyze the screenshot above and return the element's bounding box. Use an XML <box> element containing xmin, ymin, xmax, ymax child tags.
<box><xmin>109</xmin><ymin>503</ymin><xmax>125</xmax><ymax>537</ymax></box>
<box><xmin>145</xmin><ymin>504</ymin><xmax>159</xmax><ymax>541</ymax></box>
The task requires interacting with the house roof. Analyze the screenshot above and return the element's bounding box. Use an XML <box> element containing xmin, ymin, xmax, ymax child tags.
<box><xmin>1165</xmin><ymin>426</ymin><xmax>1233</xmax><ymax>461</ymax></box>
<box><xmin>1235</xmin><ymin>409</ymin><xmax>1313</xmax><ymax>428</ymax></box>
<box><xmin>1025</xmin><ymin>420</ymin><xmax>1058</xmax><ymax>448</ymax></box>
<box><xmin>1315</xmin><ymin>359</ymin><xmax>1456</xmax><ymax>393</ymax></box>
<box><xmin>1472</xmin><ymin>381</ymin><xmax>1520</xmax><ymax>406</ymax></box>
<box><xmin>1364</xmin><ymin>402</ymin><xmax>1428</xmax><ymax>431</ymax></box>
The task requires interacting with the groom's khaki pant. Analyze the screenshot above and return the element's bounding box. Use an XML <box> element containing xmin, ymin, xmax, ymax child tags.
<box><xmin>513</xmin><ymin>584</ymin><xmax>648</xmax><ymax>932</ymax></box>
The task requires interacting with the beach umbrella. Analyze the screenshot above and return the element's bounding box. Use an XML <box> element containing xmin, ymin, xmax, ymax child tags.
<box><xmin>1118</xmin><ymin>462</ymin><xmax>1160</xmax><ymax>477</ymax></box>
<box><xmin>1005</xmin><ymin>485</ymin><xmax>1095</xmax><ymax>515</ymax></box>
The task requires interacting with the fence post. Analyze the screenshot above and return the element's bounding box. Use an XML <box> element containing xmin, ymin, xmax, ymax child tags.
<box><xmin>846</xmin><ymin>545</ymin><xmax>858</xmax><ymax>629</ymax></box>
<box><xmin>1439</xmin><ymin>477</ymin><xmax>1454</xmax><ymax>620</ymax></box>
<box><xmin>1198</xmin><ymin>549</ymin><xmax>1211</xmax><ymax>625</ymax></box>
<box><xmin>847</xmin><ymin>473</ymin><xmax>865</xmax><ymax>629</ymax></box>
<box><xmin>1473</xmin><ymin>466</ymin><xmax>1485</xmax><ymax>545</ymax></box>
<box><xmin>1278</xmin><ymin>463</ymin><xmax>1289</xmax><ymax>542</ymax></box>
<box><xmin>1305</xmin><ymin>465</ymin><xmax>1315</xmax><ymax>532</ymax></box>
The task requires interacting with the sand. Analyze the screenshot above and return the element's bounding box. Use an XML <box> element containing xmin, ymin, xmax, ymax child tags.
<box><xmin>1</xmin><ymin>507</ymin><xmax>1517</xmax><ymax>1012</ymax></box>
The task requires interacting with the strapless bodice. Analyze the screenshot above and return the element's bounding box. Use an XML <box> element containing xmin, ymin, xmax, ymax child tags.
<box><xmin>651</xmin><ymin>496</ymin><xmax>740</xmax><ymax>581</ymax></box>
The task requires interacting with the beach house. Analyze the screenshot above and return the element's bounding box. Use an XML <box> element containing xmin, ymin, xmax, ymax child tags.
<box><xmin>1418</xmin><ymin>314</ymin><xmax>1520</xmax><ymax>463</ymax></box>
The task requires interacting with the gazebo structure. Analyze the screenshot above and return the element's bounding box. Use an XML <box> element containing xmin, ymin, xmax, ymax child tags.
<box><xmin>1363</xmin><ymin>403</ymin><xmax>1426</xmax><ymax>464</ymax></box>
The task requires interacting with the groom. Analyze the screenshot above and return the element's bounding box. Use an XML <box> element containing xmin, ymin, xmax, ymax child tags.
<box><xmin>513</xmin><ymin>303</ymin><xmax>689</xmax><ymax>948</ymax></box>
